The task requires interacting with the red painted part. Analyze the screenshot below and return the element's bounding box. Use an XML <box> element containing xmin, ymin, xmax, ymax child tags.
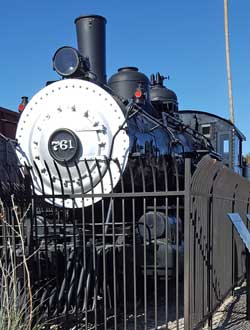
<box><xmin>0</xmin><ymin>107</ymin><xmax>19</xmax><ymax>139</ymax></box>
<box><xmin>134</xmin><ymin>89</ymin><xmax>142</xmax><ymax>98</ymax></box>
<box><xmin>18</xmin><ymin>104</ymin><xmax>25</xmax><ymax>112</ymax></box>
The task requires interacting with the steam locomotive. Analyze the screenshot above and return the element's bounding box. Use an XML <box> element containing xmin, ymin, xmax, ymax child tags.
<box><xmin>14</xmin><ymin>15</ymin><xmax>217</xmax><ymax>282</ymax></box>
<box><xmin>11</xmin><ymin>15</ymin><xmax>221</xmax><ymax>315</ymax></box>
<box><xmin>15</xmin><ymin>15</ymin><xmax>218</xmax><ymax>208</ymax></box>
<box><xmin>3</xmin><ymin>14</ymin><xmax>245</xmax><ymax>326</ymax></box>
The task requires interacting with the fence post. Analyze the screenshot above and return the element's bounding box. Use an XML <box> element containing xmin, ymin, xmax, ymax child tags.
<box><xmin>247</xmin><ymin>214</ymin><xmax>250</xmax><ymax>320</ymax></box>
<box><xmin>184</xmin><ymin>158</ymin><xmax>191</xmax><ymax>330</ymax></box>
<box><xmin>227</xmin><ymin>213</ymin><xmax>250</xmax><ymax>321</ymax></box>
<box><xmin>246</xmin><ymin>249</ymin><xmax>250</xmax><ymax>320</ymax></box>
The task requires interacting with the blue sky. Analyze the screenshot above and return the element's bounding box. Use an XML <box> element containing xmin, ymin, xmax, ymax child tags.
<box><xmin>1</xmin><ymin>0</ymin><xmax>250</xmax><ymax>153</ymax></box>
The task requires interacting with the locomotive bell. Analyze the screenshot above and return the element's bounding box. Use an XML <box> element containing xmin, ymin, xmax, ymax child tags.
<box><xmin>150</xmin><ymin>73</ymin><xmax>179</xmax><ymax>114</ymax></box>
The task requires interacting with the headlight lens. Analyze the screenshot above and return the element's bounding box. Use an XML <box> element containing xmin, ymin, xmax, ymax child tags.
<box><xmin>53</xmin><ymin>47</ymin><xmax>80</xmax><ymax>77</ymax></box>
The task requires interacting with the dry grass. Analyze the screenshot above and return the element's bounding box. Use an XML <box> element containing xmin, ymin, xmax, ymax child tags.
<box><xmin>0</xmin><ymin>197</ymin><xmax>46</xmax><ymax>330</ymax></box>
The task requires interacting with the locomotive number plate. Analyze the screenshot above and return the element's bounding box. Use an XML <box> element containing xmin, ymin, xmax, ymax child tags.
<box><xmin>48</xmin><ymin>129</ymin><xmax>79</xmax><ymax>163</ymax></box>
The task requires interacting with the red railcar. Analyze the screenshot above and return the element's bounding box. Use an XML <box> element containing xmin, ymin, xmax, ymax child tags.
<box><xmin>0</xmin><ymin>106</ymin><xmax>19</xmax><ymax>139</ymax></box>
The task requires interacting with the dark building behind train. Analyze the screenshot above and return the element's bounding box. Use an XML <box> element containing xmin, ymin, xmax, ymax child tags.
<box><xmin>0</xmin><ymin>106</ymin><xmax>20</xmax><ymax>190</ymax></box>
<box><xmin>0</xmin><ymin>106</ymin><xmax>19</xmax><ymax>139</ymax></box>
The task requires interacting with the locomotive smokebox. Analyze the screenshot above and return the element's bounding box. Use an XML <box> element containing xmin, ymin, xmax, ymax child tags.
<box><xmin>74</xmin><ymin>15</ymin><xmax>107</xmax><ymax>84</ymax></box>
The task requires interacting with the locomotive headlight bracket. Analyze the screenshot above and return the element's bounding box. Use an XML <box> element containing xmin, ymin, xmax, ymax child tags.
<box><xmin>53</xmin><ymin>46</ymin><xmax>89</xmax><ymax>78</ymax></box>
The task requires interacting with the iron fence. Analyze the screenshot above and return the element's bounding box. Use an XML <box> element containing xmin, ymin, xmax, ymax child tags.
<box><xmin>0</xmin><ymin>157</ymin><xmax>189</xmax><ymax>329</ymax></box>
<box><xmin>1</xmin><ymin>155</ymin><xmax>250</xmax><ymax>329</ymax></box>
<box><xmin>185</xmin><ymin>155</ymin><xmax>250</xmax><ymax>329</ymax></box>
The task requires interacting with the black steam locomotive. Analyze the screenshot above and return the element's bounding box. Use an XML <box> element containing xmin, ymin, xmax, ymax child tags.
<box><xmin>11</xmin><ymin>15</ymin><xmax>221</xmax><ymax>319</ymax></box>
<box><xmin>3</xmin><ymin>14</ymin><xmax>246</xmax><ymax>327</ymax></box>
<box><xmin>16</xmin><ymin>15</ymin><xmax>218</xmax><ymax>208</ymax></box>
<box><xmin>15</xmin><ymin>15</ymin><xmax>219</xmax><ymax>259</ymax></box>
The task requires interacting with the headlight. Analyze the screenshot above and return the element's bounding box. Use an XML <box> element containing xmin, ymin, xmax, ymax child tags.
<box><xmin>53</xmin><ymin>46</ymin><xmax>84</xmax><ymax>77</ymax></box>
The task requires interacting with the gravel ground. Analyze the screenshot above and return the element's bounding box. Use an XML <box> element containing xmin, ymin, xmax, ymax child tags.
<box><xmin>142</xmin><ymin>281</ymin><xmax>250</xmax><ymax>330</ymax></box>
<box><xmin>203</xmin><ymin>283</ymin><xmax>250</xmax><ymax>330</ymax></box>
<box><xmin>53</xmin><ymin>281</ymin><xmax>250</xmax><ymax>330</ymax></box>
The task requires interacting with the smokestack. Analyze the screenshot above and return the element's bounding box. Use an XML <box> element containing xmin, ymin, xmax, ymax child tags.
<box><xmin>74</xmin><ymin>15</ymin><xmax>107</xmax><ymax>84</ymax></box>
